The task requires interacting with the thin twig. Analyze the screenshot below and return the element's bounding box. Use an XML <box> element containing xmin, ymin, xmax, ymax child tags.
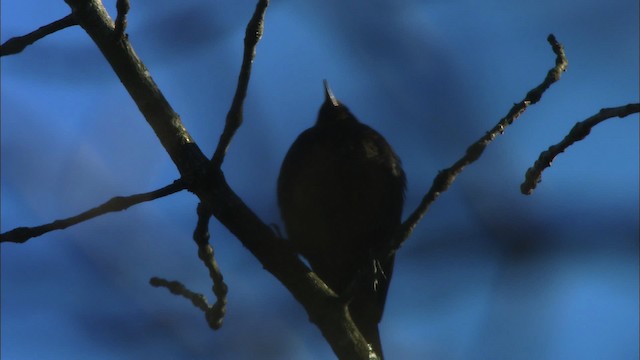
<box><xmin>0</xmin><ymin>14</ymin><xmax>78</xmax><ymax>56</ymax></box>
<box><xmin>0</xmin><ymin>180</ymin><xmax>186</xmax><ymax>244</ymax></box>
<box><xmin>392</xmin><ymin>34</ymin><xmax>569</xmax><ymax>251</ymax></box>
<box><xmin>150</xmin><ymin>202</ymin><xmax>229</xmax><ymax>330</ymax></box>
<box><xmin>150</xmin><ymin>277</ymin><xmax>211</xmax><ymax>312</ymax></box>
<box><xmin>211</xmin><ymin>0</ymin><xmax>269</xmax><ymax>167</ymax></box>
<box><xmin>114</xmin><ymin>0</ymin><xmax>131</xmax><ymax>39</ymax></box>
<box><xmin>521</xmin><ymin>103</ymin><xmax>639</xmax><ymax>194</ymax></box>
<box><xmin>194</xmin><ymin>202</ymin><xmax>228</xmax><ymax>329</ymax></box>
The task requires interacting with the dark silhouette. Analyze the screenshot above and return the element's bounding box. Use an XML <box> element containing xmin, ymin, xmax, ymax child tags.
<box><xmin>278</xmin><ymin>81</ymin><xmax>406</xmax><ymax>359</ymax></box>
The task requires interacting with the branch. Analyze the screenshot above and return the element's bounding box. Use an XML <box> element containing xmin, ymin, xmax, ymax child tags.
<box><xmin>152</xmin><ymin>203</ymin><xmax>229</xmax><ymax>330</ymax></box>
<box><xmin>0</xmin><ymin>180</ymin><xmax>186</xmax><ymax>244</ymax></box>
<box><xmin>150</xmin><ymin>277</ymin><xmax>211</xmax><ymax>312</ymax></box>
<box><xmin>393</xmin><ymin>34</ymin><xmax>568</xmax><ymax>251</ymax></box>
<box><xmin>521</xmin><ymin>103</ymin><xmax>640</xmax><ymax>194</ymax></box>
<box><xmin>62</xmin><ymin>2</ymin><xmax>372</xmax><ymax>358</ymax></box>
<box><xmin>0</xmin><ymin>14</ymin><xmax>78</xmax><ymax>56</ymax></box>
<box><xmin>64</xmin><ymin>0</ymin><xmax>209</xmax><ymax>178</ymax></box>
<box><xmin>211</xmin><ymin>0</ymin><xmax>269</xmax><ymax>168</ymax></box>
<box><xmin>193</xmin><ymin>203</ymin><xmax>228</xmax><ymax>329</ymax></box>
<box><xmin>149</xmin><ymin>276</ymin><xmax>234</xmax><ymax>330</ymax></box>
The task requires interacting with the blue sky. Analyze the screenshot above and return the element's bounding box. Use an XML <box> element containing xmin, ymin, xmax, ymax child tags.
<box><xmin>1</xmin><ymin>0</ymin><xmax>638</xmax><ymax>359</ymax></box>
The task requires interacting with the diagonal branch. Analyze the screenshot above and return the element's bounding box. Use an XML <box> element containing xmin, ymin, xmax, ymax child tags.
<box><xmin>0</xmin><ymin>180</ymin><xmax>186</xmax><ymax>244</ymax></box>
<box><xmin>211</xmin><ymin>0</ymin><xmax>269</xmax><ymax>168</ymax></box>
<box><xmin>64</xmin><ymin>0</ymin><xmax>208</xmax><ymax>178</ymax></box>
<box><xmin>521</xmin><ymin>103</ymin><xmax>640</xmax><ymax>194</ymax></box>
<box><xmin>0</xmin><ymin>14</ymin><xmax>78</xmax><ymax>56</ymax></box>
<box><xmin>393</xmin><ymin>34</ymin><xmax>569</xmax><ymax>251</ymax></box>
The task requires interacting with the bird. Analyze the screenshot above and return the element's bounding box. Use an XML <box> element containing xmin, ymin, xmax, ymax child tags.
<box><xmin>277</xmin><ymin>81</ymin><xmax>406</xmax><ymax>359</ymax></box>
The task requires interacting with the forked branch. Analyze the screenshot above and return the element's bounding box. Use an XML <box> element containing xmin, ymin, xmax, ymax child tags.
<box><xmin>151</xmin><ymin>203</ymin><xmax>228</xmax><ymax>330</ymax></box>
<box><xmin>393</xmin><ymin>34</ymin><xmax>568</xmax><ymax>251</ymax></box>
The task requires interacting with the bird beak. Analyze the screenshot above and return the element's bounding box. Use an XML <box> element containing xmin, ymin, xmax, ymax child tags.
<box><xmin>323</xmin><ymin>79</ymin><xmax>339</xmax><ymax>107</ymax></box>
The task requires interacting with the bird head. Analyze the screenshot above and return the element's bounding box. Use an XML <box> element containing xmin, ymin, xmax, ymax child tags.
<box><xmin>316</xmin><ymin>80</ymin><xmax>358</xmax><ymax>125</ymax></box>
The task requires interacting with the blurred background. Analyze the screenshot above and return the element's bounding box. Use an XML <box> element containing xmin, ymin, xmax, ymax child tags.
<box><xmin>1</xmin><ymin>0</ymin><xmax>638</xmax><ymax>359</ymax></box>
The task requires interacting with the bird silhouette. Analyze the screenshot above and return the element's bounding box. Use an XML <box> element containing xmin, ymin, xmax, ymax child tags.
<box><xmin>278</xmin><ymin>81</ymin><xmax>405</xmax><ymax>359</ymax></box>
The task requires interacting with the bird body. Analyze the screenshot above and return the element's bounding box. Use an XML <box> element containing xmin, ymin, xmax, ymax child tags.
<box><xmin>278</xmin><ymin>82</ymin><xmax>405</xmax><ymax>359</ymax></box>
